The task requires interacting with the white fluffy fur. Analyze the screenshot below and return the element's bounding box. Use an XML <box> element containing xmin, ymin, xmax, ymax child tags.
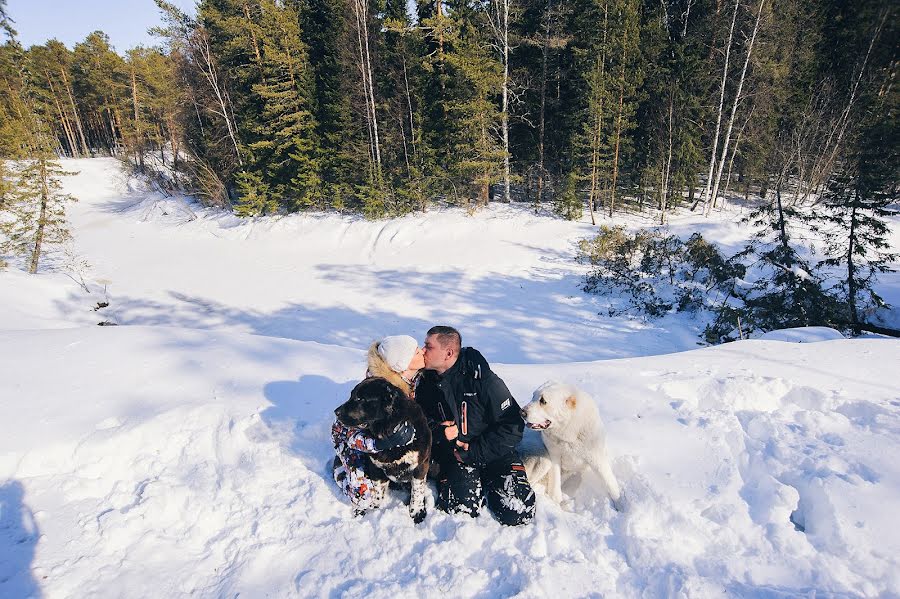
<box><xmin>521</xmin><ymin>381</ymin><xmax>622</xmax><ymax>508</ymax></box>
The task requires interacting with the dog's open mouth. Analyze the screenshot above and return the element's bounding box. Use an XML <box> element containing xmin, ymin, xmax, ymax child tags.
<box><xmin>526</xmin><ymin>420</ymin><xmax>551</xmax><ymax>430</ymax></box>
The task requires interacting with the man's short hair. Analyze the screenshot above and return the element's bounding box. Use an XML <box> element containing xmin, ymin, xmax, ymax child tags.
<box><xmin>427</xmin><ymin>325</ymin><xmax>461</xmax><ymax>352</ymax></box>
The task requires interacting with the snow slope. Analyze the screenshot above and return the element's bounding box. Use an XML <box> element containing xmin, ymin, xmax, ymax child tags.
<box><xmin>1</xmin><ymin>159</ymin><xmax>899</xmax><ymax>598</ymax></box>
<box><xmin>0</xmin><ymin>158</ymin><xmax>754</xmax><ymax>362</ymax></box>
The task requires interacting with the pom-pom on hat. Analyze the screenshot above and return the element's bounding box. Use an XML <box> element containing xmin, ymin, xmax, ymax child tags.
<box><xmin>376</xmin><ymin>335</ymin><xmax>419</xmax><ymax>373</ymax></box>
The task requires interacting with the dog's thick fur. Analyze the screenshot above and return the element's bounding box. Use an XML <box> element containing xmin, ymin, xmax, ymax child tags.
<box><xmin>520</xmin><ymin>381</ymin><xmax>621</xmax><ymax>508</ymax></box>
<box><xmin>334</xmin><ymin>377</ymin><xmax>431</xmax><ymax>522</ymax></box>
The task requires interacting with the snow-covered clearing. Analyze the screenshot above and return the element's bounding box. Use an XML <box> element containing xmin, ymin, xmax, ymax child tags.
<box><xmin>1</xmin><ymin>159</ymin><xmax>899</xmax><ymax>598</ymax></box>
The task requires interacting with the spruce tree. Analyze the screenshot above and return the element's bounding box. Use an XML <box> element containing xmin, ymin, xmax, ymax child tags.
<box><xmin>743</xmin><ymin>198</ymin><xmax>836</xmax><ymax>333</ymax></box>
<box><xmin>818</xmin><ymin>12</ymin><xmax>898</xmax><ymax>330</ymax></box>
<box><xmin>239</xmin><ymin>0</ymin><xmax>322</xmax><ymax>213</ymax></box>
<box><xmin>447</xmin><ymin>7</ymin><xmax>505</xmax><ymax>205</ymax></box>
<box><xmin>0</xmin><ymin>29</ymin><xmax>76</xmax><ymax>274</ymax></box>
<box><xmin>302</xmin><ymin>0</ymin><xmax>360</xmax><ymax>205</ymax></box>
<box><xmin>1</xmin><ymin>156</ymin><xmax>77</xmax><ymax>273</ymax></box>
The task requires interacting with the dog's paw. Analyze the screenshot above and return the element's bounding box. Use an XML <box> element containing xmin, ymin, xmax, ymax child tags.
<box><xmin>411</xmin><ymin>508</ymin><xmax>426</xmax><ymax>524</ymax></box>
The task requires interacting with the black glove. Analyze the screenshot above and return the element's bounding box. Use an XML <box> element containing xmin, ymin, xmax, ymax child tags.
<box><xmin>453</xmin><ymin>441</ymin><xmax>471</xmax><ymax>464</ymax></box>
<box><xmin>374</xmin><ymin>421</ymin><xmax>415</xmax><ymax>451</ymax></box>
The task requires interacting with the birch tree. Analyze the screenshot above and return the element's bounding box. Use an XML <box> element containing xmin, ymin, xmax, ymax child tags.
<box><xmin>704</xmin><ymin>0</ymin><xmax>765</xmax><ymax>215</ymax></box>
<box><xmin>695</xmin><ymin>0</ymin><xmax>739</xmax><ymax>212</ymax></box>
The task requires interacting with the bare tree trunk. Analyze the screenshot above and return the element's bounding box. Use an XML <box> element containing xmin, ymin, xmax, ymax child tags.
<box><xmin>847</xmin><ymin>199</ymin><xmax>858</xmax><ymax>326</ymax></box>
<box><xmin>398</xmin><ymin>115</ymin><xmax>410</xmax><ymax>176</ymax></box>
<box><xmin>353</xmin><ymin>0</ymin><xmax>375</xmax><ymax>180</ymax></box>
<box><xmin>402</xmin><ymin>53</ymin><xmax>417</xmax><ymax>164</ymax></box>
<box><xmin>166</xmin><ymin>114</ymin><xmax>180</xmax><ymax>170</ymax></box>
<box><xmin>362</xmin><ymin>0</ymin><xmax>381</xmax><ymax>178</ymax></box>
<box><xmin>46</xmin><ymin>73</ymin><xmax>78</xmax><ymax>157</ymax></box>
<box><xmin>104</xmin><ymin>104</ymin><xmax>118</xmax><ymax>154</ymax></box>
<box><xmin>660</xmin><ymin>92</ymin><xmax>674</xmax><ymax>225</ymax></box>
<box><xmin>353</xmin><ymin>0</ymin><xmax>382</xmax><ymax>181</ymax></box>
<box><xmin>721</xmin><ymin>107</ymin><xmax>752</xmax><ymax>211</ymax></box>
<box><xmin>196</xmin><ymin>31</ymin><xmax>243</xmax><ymax>166</ymax></box>
<box><xmin>497</xmin><ymin>0</ymin><xmax>511</xmax><ymax>202</ymax></box>
<box><xmin>131</xmin><ymin>65</ymin><xmax>145</xmax><ymax>170</ymax></box>
<box><xmin>695</xmin><ymin>0</ymin><xmax>739</xmax><ymax>212</ymax></box>
<box><xmin>60</xmin><ymin>67</ymin><xmax>89</xmax><ymax>155</ymax></box>
<box><xmin>587</xmin><ymin>1</ymin><xmax>608</xmax><ymax>225</ymax></box>
<box><xmin>535</xmin><ymin>0</ymin><xmax>551</xmax><ymax>212</ymax></box>
<box><xmin>29</xmin><ymin>158</ymin><xmax>50</xmax><ymax>274</ymax></box>
<box><xmin>706</xmin><ymin>0</ymin><xmax>764</xmax><ymax>217</ymax></box>
<box><xmin>682</xmin><ymin>0</ymin><xmax>694</xmax><ymax>37</ymax></box>
<box><xmin>608</xmin><ymin>25</ymin><xmax>627</xmax><ymax>218</ymax></box>
<box><xmin>588</xmin><ymin>111</ymin><xmax>601</xmax><ymax>225</ymax></box>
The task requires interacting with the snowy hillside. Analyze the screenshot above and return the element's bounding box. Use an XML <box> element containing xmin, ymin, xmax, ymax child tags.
<box><xmin>1</xmin><ymin>159</ymin><xmax>899</xmax><ymax>598</ymax></box>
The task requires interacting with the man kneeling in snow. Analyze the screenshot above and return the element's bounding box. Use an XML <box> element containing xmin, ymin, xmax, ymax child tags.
<box><xmin>416</xmin><ymin>326</ymin><xmax>535</xmax><ymax>526</ymax></box>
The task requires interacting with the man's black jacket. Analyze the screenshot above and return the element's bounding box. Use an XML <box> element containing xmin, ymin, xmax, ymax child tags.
<box><xmin>416</xmin><ymin>347</ymin><xmax>524</xmax><ymax>467</ymax></box>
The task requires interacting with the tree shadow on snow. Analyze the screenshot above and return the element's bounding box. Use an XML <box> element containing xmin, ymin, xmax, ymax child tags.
<box><xmin>0</xmin><ymin>480</ymin><xmax>41</xmax><ymax>599</ymax></box>
<box><xmin>50</xmin><ymin>265</ymin><xmax>697</xmax><ymax>363</ymax></box>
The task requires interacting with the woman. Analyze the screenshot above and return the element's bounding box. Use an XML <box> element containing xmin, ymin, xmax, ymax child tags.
<box><xmin>331</xmin><ymin>335</ymin><xmax>425</xmax><ymax>513</ymax></box>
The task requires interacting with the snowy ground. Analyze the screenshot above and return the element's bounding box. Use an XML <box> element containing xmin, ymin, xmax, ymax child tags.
<box><xmin>1</xmin><ymin>159</ymin><xmax>899</xmax><ymax>598</ymax></box>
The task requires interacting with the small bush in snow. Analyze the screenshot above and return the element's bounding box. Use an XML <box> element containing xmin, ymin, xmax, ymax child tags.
<box><xmin>579</xmin><ymin>228</ymin><xmax>742</xmax><ymax>322</ymax></box>
<box><xmin>578</xmin><ymin>222</ymin><xmax>881</xmax><ymax>344</ymax></box>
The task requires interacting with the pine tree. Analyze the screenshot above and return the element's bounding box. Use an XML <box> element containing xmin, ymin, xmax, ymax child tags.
<box><xmin>25</xmin><ymin>41</ymin><xmax>84</xmax><ymax>157</ymax></box>
<box><xmin>240</xmin><ymin>0</ymin><xmax>322</xmax><ymax>213</ymax></box>
<box><xmin>302</xmin><ymin>0</ymin><xmax>361</xmax><ymax>205</ymax></box>
<box><xmin>818</xmin><ymin>6</ymin><xmax>898</xmax><ymax>330</ymax></box>
<box><xmin>1</xmin><ymin>156</ymin><xmax>77</xmax><ymax>273</ymax></box>
<box><xmin>442</xmin><ymin>1</ymin><xmax>506</xmax><ymax>205</ymax></box>
<box><xmin>0</xmin><ymin>0</ymin><xmax>13</xmax><ymax>40</ymax></box>
<box><xmin>0</xmin><ymin>28</ymin><xmax>76</xmax><ymax>274</ymax></box>
<box><xmin>71</xmin><ymin>32</ymin><xmax>130</xmax><ymax>155</ymax></box>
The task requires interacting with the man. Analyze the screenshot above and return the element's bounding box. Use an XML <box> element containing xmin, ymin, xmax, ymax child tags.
<box><xmin>417</xmin><ymin>325</ymin><xmax>535</xmax><ymax>526</ymax></box>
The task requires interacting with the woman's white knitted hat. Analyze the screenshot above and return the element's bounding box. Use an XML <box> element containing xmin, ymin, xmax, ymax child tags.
<box><xmin>376</xmin><ymin>335</ymin><xmax>419</xmax><ymax>373</ymax></box>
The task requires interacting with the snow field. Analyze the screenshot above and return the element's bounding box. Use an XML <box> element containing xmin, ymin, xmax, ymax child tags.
<box><xmin>2</xmin><ymin>325</ymin><xmax>898</xmax><ymax>597</ymax></box>
<box><xmin>1</xmin><ymin>158</ymin><xmax>899</xmax><ymax>597</ymax></box>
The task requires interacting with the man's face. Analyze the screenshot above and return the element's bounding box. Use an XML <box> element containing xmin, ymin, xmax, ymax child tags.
<box><xmin>423</xmin><ymin>334</ymin><xmax>455</xmax><ymax>373</ymax></box>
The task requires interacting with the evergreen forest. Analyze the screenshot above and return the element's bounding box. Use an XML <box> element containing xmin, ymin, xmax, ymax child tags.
<box><xmin>0</xmin><ymin>0</ymin><xmax>894</xmax><ymax>220</ymax></box>
<box><xmin>0</xmin><ymin>0</ymin><xmax>897</xmax><ymax>336</ymax></box>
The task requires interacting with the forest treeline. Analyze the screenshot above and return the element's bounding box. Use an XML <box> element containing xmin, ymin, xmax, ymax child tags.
<box><xmin>0</xmin><ymin>0</ymin><xmax>895</xmax><ymax>220</ymax></box>
<box><xmin>0</xmin><ymin>0</ymin><xmax>896</xmax><ymax>336</ymax></box>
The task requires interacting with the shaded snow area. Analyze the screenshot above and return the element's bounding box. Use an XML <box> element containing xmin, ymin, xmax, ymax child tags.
<box><xmin>1</xmin><ymin>159</ymin><xmax>899</xmax><ymax>598</ymax></box>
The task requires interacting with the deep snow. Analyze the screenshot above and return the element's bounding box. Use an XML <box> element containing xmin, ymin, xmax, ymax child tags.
<box><xmin>1</xmin><ymin>158</ymin><xmax>899</xmax><ymax>598</ymax></box>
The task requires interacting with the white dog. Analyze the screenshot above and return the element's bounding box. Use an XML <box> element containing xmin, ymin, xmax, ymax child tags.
<box><xmin>521</xmin><ymin>381</ymin><xmax>622</xmax><ymax>508</ymax></box>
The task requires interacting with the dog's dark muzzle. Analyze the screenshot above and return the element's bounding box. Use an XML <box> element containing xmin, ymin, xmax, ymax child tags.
<box><xmin>334</xmin><ymin>404</ymin><xmax>367</xmax><ymax>428</ymax></box>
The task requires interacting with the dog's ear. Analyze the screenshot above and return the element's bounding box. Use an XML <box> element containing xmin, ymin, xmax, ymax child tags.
<box><xmin>566</xmin><ymin>395</ymin><xmax>577</xmax><ymax>409</ymax></box>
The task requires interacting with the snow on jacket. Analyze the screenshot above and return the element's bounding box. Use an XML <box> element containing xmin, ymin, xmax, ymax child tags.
<box><xmin>416</xmin><ymin>347</ymin><xmax>524</xmax><ymax>467</ymax></box>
